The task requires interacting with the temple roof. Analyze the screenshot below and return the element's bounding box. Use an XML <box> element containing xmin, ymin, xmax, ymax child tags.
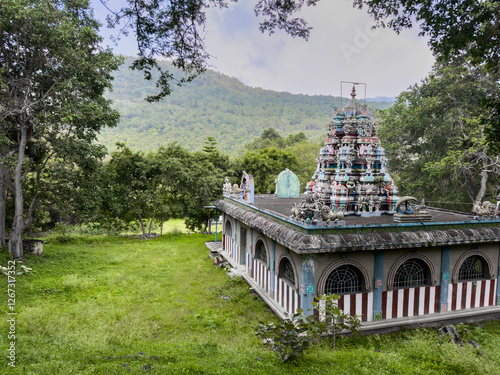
<box><xmin>216</xmin><ymin>196</ymin><xmax>500</xmax><ymax>253</ymax></box>
<box><xmin>341</xmin><ymin>85</ymin><xmax>365</xmax><ymax>117</ymax></box>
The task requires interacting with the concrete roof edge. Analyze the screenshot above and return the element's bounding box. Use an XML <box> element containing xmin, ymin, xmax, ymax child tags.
<box><xmin>215</xmin><ymin>199</ymin><xmax>500</xmax><ymax>253</ymax></box>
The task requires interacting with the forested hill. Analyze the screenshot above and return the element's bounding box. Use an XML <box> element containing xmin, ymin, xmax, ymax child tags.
<box><xmin>99</xmin><ymin>57</ymin><xmax>393</xmax><ymax>154</ymax></box>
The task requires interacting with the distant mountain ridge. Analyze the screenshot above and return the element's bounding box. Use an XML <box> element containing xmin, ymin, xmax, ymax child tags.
<box><xmin>366</xmin><ymin>96</ymin><xmax>396</xmax><ymax>102</ymax></box>
<box><xmin>99</xmin><ymin>58</ymin><xmax>394</xmax><ymax>154</ymax></box>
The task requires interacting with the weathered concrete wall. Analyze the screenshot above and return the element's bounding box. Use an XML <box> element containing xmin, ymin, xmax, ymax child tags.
<box><xmin>220</xmin><ymin>204</ymin><xmax>500</xmax><ymax>325</ymax></box>
<box><xmin>215</xmin><ymin>199</ymin><xmax>500</xmax><ymax>254</ymax></box>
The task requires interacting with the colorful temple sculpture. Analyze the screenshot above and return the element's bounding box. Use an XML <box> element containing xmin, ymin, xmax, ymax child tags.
<box><xmin>216</xmin><ymin>84</ymin><xmax>500</xmax><ymax>332</ymax></box>
<box><xmin>309</xmin><ymin>85</ymin><xmax>399</xmax><ymax>216</ymax></box>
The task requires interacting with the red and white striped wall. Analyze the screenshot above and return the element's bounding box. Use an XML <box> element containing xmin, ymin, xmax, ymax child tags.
<box><xmin>223</xmin><ymin>234</ymin><xmax>233</xmax><ymax>258</ymax></box>
<box><xmin>338</xmin><ymin>292</ymin><xmax>374</xmax><ymax>322</ymax></box>
<box><xmin>252</xmin><ymin>259</ymin><xmax>271</xmax><ymax>293</ymax></box>
<box><xmin>274</xmin><ymin>276</ymin><xmax>300</xmax><ymax>316</ymax></box>
<box><xmin>447</xmin><ymin>279</ymin><xmax>497</xmax><ymax>311</ymax></box>
<box><xmin>383</xmin><ymin>286</ymin><xmax>440</xmax><ymax>319</ymax></box>
<box><xmin>222</xmin><ymin>234</ymin><xmax>243</xmax><ymax>265</ymax></box>
<box><xmin>316</xmin><ymin>292</ymin><xmax>374</xmax><ymax>322</ymax></box>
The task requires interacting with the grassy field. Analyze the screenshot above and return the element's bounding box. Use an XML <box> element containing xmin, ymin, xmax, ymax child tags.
<box><xmin>1</xmin><ymin>222</ymin><xmax>500</xmax><ymax>374</ymax></box>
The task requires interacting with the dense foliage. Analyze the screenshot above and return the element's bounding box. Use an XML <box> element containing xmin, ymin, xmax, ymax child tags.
<box><xmin>0</xmin><ymin>0</ymin><xmax>121</xmax><ymax>257</ymax></box>
<box><xmin>379</xmin><ymin>61</ymin><xmax>500</xmax><ymax>210</ymax></box>
<box><xmin>355</xmin><ymin>0</ymin><xmax>500</xmax><ymax>154</ymax></box>
<box><xmin>355</xmin><ymin>0</ymin><xmax>499</xmax><ymax>74</ymax></box>
<box><xmin>96</xmin><ymin>138</ymin><xmax>240</xmax><ymax>234</ymax></box>
<box><xmin>3</xmin><ymin>119</ymin><xmax>320</xmax><ymax>242</ymax></box>
<box><xmin>241</xmin><ymin>128</ymin><xmax>319</xmax><ymax>192</ymax></box>
<box><xmin>99</xmin><ymin>58</ymin><xmax>393</xmax><ymax>155</ymax></box>
<box><xmin>74</xmin><ymin>132</ymin><xmax>313</xmax><ymax>233</ymax></box>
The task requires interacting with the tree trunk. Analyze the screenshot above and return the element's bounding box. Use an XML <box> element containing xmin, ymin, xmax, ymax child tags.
<box><xmin>474</xmin><ymin>152</ymin><xmax>490</xmax><ymax>203</ymax></box>
<box><xmin>10</xmin><ymin>124</ymin><xmax>29</xmax><ymax>258</ymax></box>
<box><xmin>148</xmin><ymin>203</ymin><xmax>157</xmax><ymax>235</ymax></box>
<box><xmin>138</xmin><ymin>214</ymin><xmax>146</xmax><ymax>236</ymax></box>
<box><xmin>0</xmin><ymin>169</ymin><xmax>6</xmax><ymax>248</ymax></box>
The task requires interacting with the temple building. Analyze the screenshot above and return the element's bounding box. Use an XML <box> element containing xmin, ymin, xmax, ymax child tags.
<box><xmin>215</xmin><ymin>85</ymin><xmax>500</xmax><ymax>331</ymax></box>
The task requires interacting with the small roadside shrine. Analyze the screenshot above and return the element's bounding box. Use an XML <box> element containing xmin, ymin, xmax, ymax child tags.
<box><xmin>216</xmin><ymin>84</ymin><xmax>500</xmax><ymax>332</ymax></box>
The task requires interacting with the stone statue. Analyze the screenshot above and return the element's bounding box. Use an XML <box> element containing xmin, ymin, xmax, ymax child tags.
<box><xmin>290</xmin><ymin>203</ymin><xmax>303</xmax><ymax>220</ymax></box>
<box><xmin>327</xmin><ymin>144</ymin><xmax>335</xmax><ymax>156</ymax></box>
<box><xmin>320</xmin><ymin>205</ymin><xmax>344</xmax><ymax>223</ymax></box>
<box><xmin>299</xmin><ymin>193</ymin><xmax>321</xmax><ymax>223</ymax></box>
<box><xmin>473</xmin><ymin>201</ymin><xmax>497</xmax><ymax>217</ymax></box>
<box><xmin>223</xmin><ymin>177</ymin><xmax>232</xmax><ymax>195</ymax></box>
<box><xmin>360</xmin><ymin>198</ymin><xmax>368</xmax><ymax>212</ymax></box>
<box><xmin>368</xmin><ymin>196</ymin><xmax>375</xmax><ymax>212</ymax></box>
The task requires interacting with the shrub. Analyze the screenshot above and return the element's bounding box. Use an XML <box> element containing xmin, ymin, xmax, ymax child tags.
<box><xmin>256</xmin><ymin>294</ymin><xmax>363</xmax><ymax>361</ymax></box>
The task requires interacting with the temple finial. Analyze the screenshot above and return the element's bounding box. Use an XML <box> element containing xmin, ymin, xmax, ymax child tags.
<box><xmin>351</xmin><ymin>84</ymin><xmax>356</xmax><ymax>99</ymax></box>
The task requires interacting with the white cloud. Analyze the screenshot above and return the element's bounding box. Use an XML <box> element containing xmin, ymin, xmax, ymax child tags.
<box><xmin>92</xmin><ymin>0</ymin><xmax>435</xmax><ymax>98</ymax></box>
<box><xmin>204</xmin><ymin>1</ymin><xmax>435</xmax><ymax>97</ymax></box>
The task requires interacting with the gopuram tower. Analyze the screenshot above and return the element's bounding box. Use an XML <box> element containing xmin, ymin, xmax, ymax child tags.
<box><xmin>307</xmin><ymin>84</ymin><xmax>399</xmax><ymax>217</ymax></box>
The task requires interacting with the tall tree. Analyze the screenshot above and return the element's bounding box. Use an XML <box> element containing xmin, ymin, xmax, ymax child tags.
<box><xmin>241</xmin><ymin>147</ymin><xmax>299</xmax><ymax>194</ymax></box>
<box><xmin>355</xmin><ymin>0</ymin><xmax>500</xmax><ymax>150</ymax></box>
<box><xmin>0</xmin><ymin>169</ymin><xmax>7</xmax><ymax>248</ymax></box>
<box><xmin>284</xmin><ymin>139</ymin><xmax>319</xmax><ymax>190</ymax></box>
<box><xmin>243</xmin><ymin>128</ymin><xmax>316</xmax><ymax>190</ymax></box>
<box><xmin>379</xmin><ymin>61</ymin><xmax>500</xmax><ymax>210</ymax></box>
<box><xmin>31</xmin><ymin>142</ymin><xmax>110</xmax><ymax>230</ymax></box>
<box><xmin>0</xmin><ymin>0</ymin><xmax>121</xmax><ymax>257</ymax></box>
<box><xmin>184</xmin><ymin>138</ymin><xmax>235</xmax><ymax>232</ymax></box>
<box><xmin>102</xmin><ymin>144</ymin><xmax>186</xmax><ymax>235</ymax></box>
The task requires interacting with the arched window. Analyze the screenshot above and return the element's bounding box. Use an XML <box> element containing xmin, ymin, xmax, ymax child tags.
<box><xmin>458</xmin><ymin>255</ymin><xmax>486</xmax><ymax>281</ymax></box>
<box><xmin>225</xmin><ymin>220</ymin><xmax>232</xmax><ymax>236</ymax></box>
<box><xmin>279</xmin><ymin>257</ymin><xmax>295</xmax><ymax>286</ymax></box>
<box><xmin>393</xmin><ymin>259</ymin><xmax>428</xmax><ymax>288</ymax></box>
<box><xmin>254</xmin><ymin>239</ymin><xmax>268</xmax><ymax>264</ymax></box>
<box><xmin>452</xmin><ymin>250</ymin><xmax>493</xmax><ymax>284</ymax></box>
<box><xmin>324</xmin><ymin>265</ymin><xmax>363</xmax><ymax>295</ymax></box>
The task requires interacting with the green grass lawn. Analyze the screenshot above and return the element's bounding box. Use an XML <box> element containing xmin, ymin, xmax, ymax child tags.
<box><xmin>1</xmin><ymin>227</ymin><xmax>500</xmax><ymax>374</ymax></box>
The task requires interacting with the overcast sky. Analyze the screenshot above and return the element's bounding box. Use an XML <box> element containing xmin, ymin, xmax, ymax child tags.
<box><xmin>93</xmin><ymin>0</ymin><xmax>435</xmax><ymax>98</ymax></box>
